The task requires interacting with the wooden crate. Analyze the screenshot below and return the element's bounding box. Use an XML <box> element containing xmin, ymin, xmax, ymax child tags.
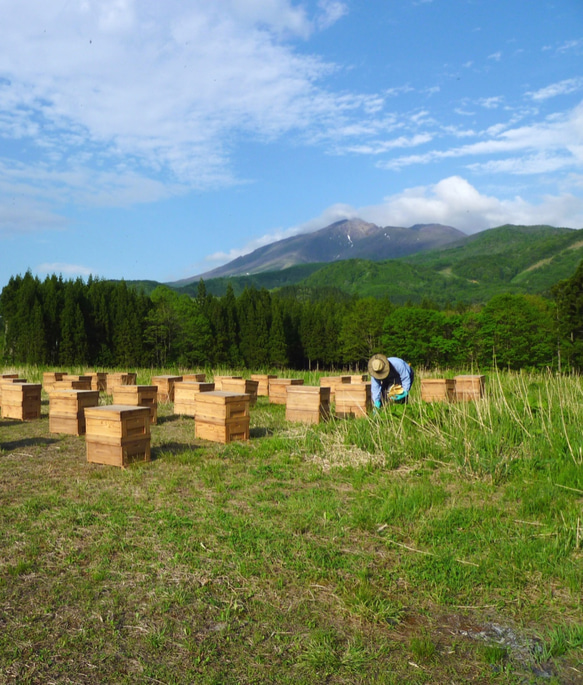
<box><xmin>349</xmin><ymin>374</ymin><xmax>367</xmax><ymax>383</ymax></box>
<box><xmin>112</xmin><ymin>385</ymin><xmax>158</xmax><ymax>424</ymax></box>
<box><xmin>286</xmin><ymin>386</ymin><xmax>330</xmax><ymax>424</ymax></box>
<box><xmin>268</xmin><ymin>378</ymin><xmax>304</xmax><ymax>405</ymax></box>
<box><xmin>105</xmin><ymin>372</ymin><xmax>137</xmax><ymax>393</ymax></box>
<box><xmin>174</xmin><ymin>381</ymin><xmax>216</xmax><ymax>416</ymax></box>
<box><xmin>183</xmin><ymin>373</ymin><xmax>206</xmax><ymax>382</ymax></box>
<box><xmin>53</xmin><ymin>377</ymin><xmax>92</xmax><ymax>390</ymax></box>
<box><xmin>335</xmin><ymin>382</ymin><xmax>371</xmax><ymax>418</ymax></box>
<box><xmin>220</xmin><ymin>378</ymin><xmax>259</xmax><ymax>406</ymax></box>
<box><xmin>454</xmin><ymin>375</ymin><xmax>485</xmax><ymax>401</ymax></box>
<box><xmin>85</xmin><ymin>372</ymin><xmax>107</xmax><ymax>392</ymax></box>
<box><xmin>85</xmin><ymin>405</ymin><xmax>151</xmax><ymax>467</ymax></box>
<box><xmin>421</xmin><ymin>379</ymin><xmax>455</xmax><ymax>402</ymax></box>
<box><xmin>1</xmin><ymin>383</ymin><xmax>42</xmax><ymax>420</ymax></box>
<box><xmin>213</xmin><ymin>375</ymin><xmax>242</xmax><ymax>391</ymax></box>
<box><xmin>42</xmin><ymin>372</ymin><xmax>68</xmax><ymax>393</ymax></box>
<box><xmin>250</xmin><ymin>374</ymin><xmax>277</xmax><ymax>396</ymax></box>
<box><xmin>0</xmin><ymin>377</ymin><xmax>26</xmax><ymax>405</ymax></box>
<box><xmin>48</xmin><ymin>389</ymin><xmax>100</xmax><ymax>435</ymax></box>
<box><xmin>151</xmin><ymin>375</ymin><xmax>183</xmax><ymax>402</ymax></box>
<box><xmin>195</xmin><ymin>391</ymin><xmax>250</xmax><ymax>444</ymax></box>
<box><xmin>319</xmin><ymin>375</ymin><xmax>351</xmax><ymax>401</ymax></box>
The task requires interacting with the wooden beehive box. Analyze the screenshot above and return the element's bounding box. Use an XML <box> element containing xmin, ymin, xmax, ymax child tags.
<box><xmin>268</xmin><ymin>378</ymin><xmax>304</xmax><ymax>405</ymax></box>
<box><xmin>0</xmin><ymin>377</ymin><xmax>26</xmax><ymax>405</ymax></box>
<box><xmin>42</xmin><ymin>372</ymin><xmax>67</xmax><ymax>393</ymax></box>
<box><xmin>85</xmin><ymin>372</ymin><xmax>107</xmax><ymax>392</ymax></box>
<box><xmin>48</xmin><ymin>389</ymin><xmax>100</xmax><ymax>435</ymax></box>
<box><xmin>151</xmin><ymin>375</ymin><xmax>183</xmax><ymax>402</ymax></box>
<box><xmin>172</xmin><ymin>381</ymin><xmax>215</xmax><ymax>416</ymax></box>
<box><xmin>285</xmin><ymin>386</ymin><xmax>330</xmax><ymax>424</ymax></box>
<box><xmin>105</xmin><ymin>372</ymin><xmax>137</xmax><ymax>393</ymax></box>
<box><xmin>195</xmin><ymin>391</ymin><xmax>250</xmax><ymax>444</ymax></box>
<box><xmin>212</xmin><ymin>375</ymin><xmax>243</xmax><ymax>391</ymax></box>
<box><xmin>319</xmin><ymin>375</ymin><xmax>351</xmax><ymax>401</ymax></box>
<box><xmin>84</xmin><ymin>405</ymin><xmax>151</xmax><ymax>467</ymax></box>
<box><xmin>112</xmin><ymin>385</ymin><xmax>158</xmax><ymax>424</ymax></box>
<box><xmin>220</xmin><ymin>378</ymin><xmax>259</xmax><ymax>406</ymax></box>
<box><xmin>250</xmin><ymin>374</ymin><xmax>277</xmax><ymax>396</ymax></box>
<box><xmin>454</xmin><ymin>375</ymin><xmax>485</xmax><ymax>401</ymax></box>
<box><xmin>335</xmin><ymin>382</ymin><xmax>371</xmax><ymax>418</ymax></box>
<box><xmin>421</xmin><ymin>379</ymin><xmax>455</xmax><ymax>402</ymax></box>
<box><xmin>1</xmin><ymin>382</ymin><xmax>42</xmax><ymax>420</ymax></box>
<box><xmin>183</xmin><ymin>373</ymin><xmax>206</xmax><ymax>382</ymax></box>
<box><xmin>349</xmin><ymin>374</ymin><xmax>367</xmax><ymax>383</ymax></box>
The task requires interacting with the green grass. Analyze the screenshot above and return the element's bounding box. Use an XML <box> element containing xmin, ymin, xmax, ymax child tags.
<box><xmin>0</xmin><ymin>366</ymin><xmax>582</xmax><ymax>683</ymax></box>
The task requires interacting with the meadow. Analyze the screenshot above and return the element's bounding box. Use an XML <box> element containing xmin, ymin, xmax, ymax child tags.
<box><xmin>0</xmin><ymin>367</ymin><xmax>582</xmax><ymax>684</ymax></box>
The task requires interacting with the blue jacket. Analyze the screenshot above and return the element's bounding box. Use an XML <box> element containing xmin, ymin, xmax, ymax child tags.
<box><xmin>371</xmin><ymin>357</ymin><xmax>414</xmax><ymax>404</ymax></box>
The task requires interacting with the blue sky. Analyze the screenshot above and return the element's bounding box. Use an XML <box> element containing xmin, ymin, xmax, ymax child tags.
<box><xmin>1</xmin><ymin>0</ymin><xmax>582</xmax><ymax>289</ymax></box>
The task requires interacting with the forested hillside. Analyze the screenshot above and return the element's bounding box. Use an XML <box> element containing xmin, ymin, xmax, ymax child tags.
<box><xmin>2</xmin><ymin>262</ymin><xmax>583</xmax><ymax>372</ymax></box>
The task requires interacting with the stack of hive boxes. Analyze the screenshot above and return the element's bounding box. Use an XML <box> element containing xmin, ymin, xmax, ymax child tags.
<box><xmin>42</xmin><ymin>372</ymin><xmax>68</xmax><ymax>393</ymax></box>
<box><xmin>53</xmin><ymin>375</ymin><xmax>92</xmax><ymax>390</ymax></box>
<box><xmin>106</xmin><ymin>372</ymin><xmax>137</xmax><ymax>394</ymax></box>
<box><xmin>268</xmin><ymin>378</ymin><xmax>304</xmax><ymax>404</ymax></box>
<box><xmin>335</xmin><ymin>382</ymin><xmax>371</xmax><ymax>418</ymax></box>
<box><xmin>48</xmin><ymin>389</ymin><xmax>100</xmax><ymax>435</ymax></box>
<box><xmin>319</xmin><ymin>375</ymin><xmax>351</xmax><ymax>402</ymax></box>
<box><xmin>454</xmin><ymin>375</ymin><xmax>485</xmax><ymax>401</ymax></box>
<box><xmin>1</xmin><ymin>382</ymin><xmax>42</xmax><ymax>420</ymax></box>
<box><xmin>173</xmin><ymin>381</ymin><xmax>215</xmax><ymax>416</ymax></box>
<box><xmin>85</xmin><ymin>405</ymin><xmax>151</xmax><ymax>467</ymax></box>
<box><xmin>150</xmin><ymin>375</ymin><xmax>182</xmax><ymax>403</ymax></box>
<box><xmin>195</xmin><ymin>391</ymin><xmax>250</xmax><ymax>444</ymax></box>
<box><xmin>86</xmin><ymin>372</ymin><xmax>107</xmax><ymax>392</ymax></box>
<box><xmin>212</xmin><ymin>375</ymin><xmax>242</xmax><ymax>391</ymax></box>
<box><xmin>220</xmin><ymin>378</ymin><xmax>259</xmax><ymax>406</ymax></box>
<box><xmin>285</xmin><ymin>386</ymin><xmax>330</xmax><ymax>424</ymax></box>
<box><xmin>250</xmin><ymin>374</ymin><xmax>277</xmax><ymax>396</ymax></box>
<box><xmin>421</xmin><ymin>379</ymin><xmax>456</xmax><ymax>403</ymax></box>
<box><xmin>112</xmin><ymin>385</ymin><xmax>159</xmax><ymax>424</ymax></box>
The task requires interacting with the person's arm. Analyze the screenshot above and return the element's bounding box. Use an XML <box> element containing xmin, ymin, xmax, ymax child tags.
<box><xmin>388</xmin><ymin>358</ymin><xmax>413</xmax><ymax>393</ymax></box>
<box><xmin>371</xmin><ymin>376</ymin><xmax>382</xmax><ymax>406</ymax></box>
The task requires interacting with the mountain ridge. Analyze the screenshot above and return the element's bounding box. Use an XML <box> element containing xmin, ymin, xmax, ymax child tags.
<box><xmin>170</xmin><ymin>219</ymin><xmax>466</xmax><ymax>285</ymax></box>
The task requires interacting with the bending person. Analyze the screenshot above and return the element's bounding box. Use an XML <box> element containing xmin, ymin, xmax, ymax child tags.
<box><xmin>368</xmin><ymin>354</ymin><xmax>414</xmax><ymax>408</ymax></box>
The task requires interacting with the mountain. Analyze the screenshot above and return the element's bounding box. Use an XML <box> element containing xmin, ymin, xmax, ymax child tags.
<box><xmin>170</xmin><ymin>219</ymin><xmax>466</xmax><ymax>285</ymax></box>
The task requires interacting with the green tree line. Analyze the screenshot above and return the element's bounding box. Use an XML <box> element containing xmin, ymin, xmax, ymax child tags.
<box><xmin>1</xmin><ymin>266</ymin><xmax>583</xmax><ymax>371</ymax></box>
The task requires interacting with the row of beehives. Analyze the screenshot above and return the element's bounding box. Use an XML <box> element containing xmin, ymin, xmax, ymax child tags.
<box><xmin>0</xmin><ymin>372</ymin><xmax>486</xmax><ymax>468</ymax></box>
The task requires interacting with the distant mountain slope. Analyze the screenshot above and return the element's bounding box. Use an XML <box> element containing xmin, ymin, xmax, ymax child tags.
<box><xmin>170</xmin><ymin>219</ymin><xmax>466</xmax><ymax>284</ymax></box>
<box><xmin>125</xmin><ymin>223</ymin><xmax>583</xmax><ymax>304</ymax></box>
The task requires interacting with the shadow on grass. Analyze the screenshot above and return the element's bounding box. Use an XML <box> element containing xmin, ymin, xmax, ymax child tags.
<box><xmin>151</xmin><ymin>441</ymin><xmax>200</xmax><ymax>460</ymax></box>
<box><xmin>0</xmin><ymin>436</ymin><xmax>60</xmax><ymax>453</ymax></box>
<box><xmin>250</xmin><ymin>427</ymin><xmax>274</xmax><ymax>438</ymax></box>
<box><xmin>156</xmin><ymin>414</ymin><xmax>182</xmax><ymax>425</ymax></box>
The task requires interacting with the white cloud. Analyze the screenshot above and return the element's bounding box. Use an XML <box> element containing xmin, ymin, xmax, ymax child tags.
<box><xmin>355</xmin><ymin>176</ymin><xmax>583</xmax><ymax>233</ymax></box>
<box><xmin>528</xmin><ymin>78</ymin><xmax>583</xmax><ymax>101</ymax></box>
<box><xmin>379</xmin><ymin>100</ymin><xmax>583</xmax><ymax>173</ymax></box>
<box><xmin>0</xmin><ymin>0</ymin><xmax>357</xmax><ymax>199</ymax></box>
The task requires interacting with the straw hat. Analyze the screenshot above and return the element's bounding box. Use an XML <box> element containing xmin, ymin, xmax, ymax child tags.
<box><xmin>368</xmin><ymin>354</ymin><xmax>390</xmax><ymax>380</ymax></box>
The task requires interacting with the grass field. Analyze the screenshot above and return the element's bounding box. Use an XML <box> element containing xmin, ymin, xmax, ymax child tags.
<box><xmin>1</xmin><ymin>367</ymin><xmax>582</xmax><ymax>684</ymax></box>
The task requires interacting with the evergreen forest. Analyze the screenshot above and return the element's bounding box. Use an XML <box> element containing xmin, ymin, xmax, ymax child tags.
<box><xmin>2</xmin><ymin>261</ymin><xmax>583</xmax><ymax>372</ymax></box>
